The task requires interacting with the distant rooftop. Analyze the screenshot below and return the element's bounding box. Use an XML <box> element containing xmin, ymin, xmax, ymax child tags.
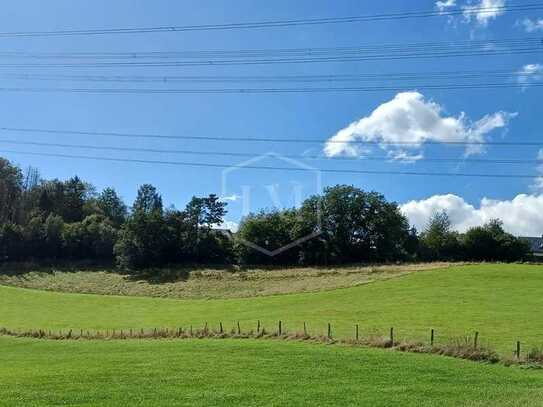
<box><xmin>520</xmin><ymin>236</ymin><xmax>543</xmax><ymax>253</ymax></box>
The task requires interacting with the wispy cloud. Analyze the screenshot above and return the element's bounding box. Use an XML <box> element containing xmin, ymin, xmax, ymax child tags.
<box><xmin>531</xmin><ymin>149</ymin><xmax>543</xmax><ymax>192</ymax></box>
<box><xmin>517</xmin><ymin>63</ymin><xmax>543</xmax><ymax>89</ymax></box>
<box><xmin>462</xmin><ymin>0</ymin><xmax>506</xmax><ymax>26</ymax></box>
<box><xmin>436</xmin><ymin>0</ymin><xmax>457</xmax><ymax>13</ymax></box>
<box><xmin>324</xmin><ymin>91</ymin><xmax>515</xmax><ymax>161</ymax></box>
<box><xmin>435</xmin><ymin>0</ymin><xmax>506</xmax><ymax>27</ymax></box>
<box><xmin>517</xmin><ymin>18</ymin><xmax>543</xmax><ymax>32</ymax></box>
<box><xmin>220</xmin><ymin>194</ymin><xmax>241</xmax><ymax>202</ymax></box>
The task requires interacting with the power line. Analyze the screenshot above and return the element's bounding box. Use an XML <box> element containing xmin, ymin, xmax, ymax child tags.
<box><xmin>0</xmin><ymin>149</ymin><xmax>539</xmax><ymax>179</ymax></box>
<box><xmin>2</xmin><ymin>126</ymin><xmax>543</xmax><ymax>147</ymax></box>
<box><xmin>0</xmin><ymin>37</ymin><xmax>537</xmax><ymax>59</ymax></box>
<box><xmin>0</xmin><ymin>48</ymin><xmax>537</xmax><ymax>68</ymax></box>
<box><xmin>0</xmin><ymin>68</ymin><xmax>532</xmax><ymax>84</ymax></box>
<box><xmin>0</xmin><ymin>138</ymin><xmax>540</xmax><ymax>165</ymax></box>
<box><xmin>0</xmin><ymin>38</ymin><xmax>536</xmax><ymax>69</ymax></box>
<box><xmin>0</xmin><ymin>3</ymin><xmax>541</xmax><ymax>37</ymax></box>
<box><xmin>0</xmin><ymin>82</ymin><xmax>540</xmax><ymax>94</ymax></box>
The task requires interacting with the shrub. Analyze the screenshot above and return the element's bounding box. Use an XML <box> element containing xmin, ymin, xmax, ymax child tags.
<box><xmin>0</xmin><ymin>222</ymin><xmax>24</xmax><ymax>261</ymax></box>
<box><xmin>63</xmin><ymin>214</ymin><xmax>118</xmax><ymax>260</ymax></box>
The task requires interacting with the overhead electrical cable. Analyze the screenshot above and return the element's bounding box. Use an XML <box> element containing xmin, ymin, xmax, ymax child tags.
<box><xmin>0</xmin><ymin>68</ymin><xmax>531</xmax><ymax>84</ymax></box>
<box><xmin>0</xmin><ymin>149</ymin><xmax>540</xmax><ymax>180</ymax></box>
<box><xmin>0</xmin><ymin>48</ymin><xmax>537</xmax><ymax>67</ymax></box>
<box><xmin>2</xmin><ymin>126</ymin><xmax>543</xmax><ymax>147</ymax></box>
<box><xmin>0</xmin><ymin>82</ymin><xmax>540</xmax><ymax>94</ymax></box>
<box><xmin>0</xmin><ymin>37</ymin><xmax>537</xmax><ymax>59</ymax></box>
<box><xmin>0</xmin><ymin>3</ymin><xmax>540</xmax><ymax>37</ymax></box>
<box><xmin>0</xmin><ymin>138</ymin><xmax>540</xmax><ymax>165</ymax></box>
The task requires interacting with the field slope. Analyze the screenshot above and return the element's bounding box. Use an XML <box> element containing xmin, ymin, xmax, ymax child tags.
<box><xmin>2</xmin><ymin>337</ymin><xmax>543</xmax><ymax>407</ymax></box>
<box><xmin>2</xmin><ymin>264</ymin><xmax>543</xmax><ymax>354</ymax></box>
<box><xmin>0</xmin><ymin>263</ymin><xmax>448</xmax><ymax>298</ymax></box>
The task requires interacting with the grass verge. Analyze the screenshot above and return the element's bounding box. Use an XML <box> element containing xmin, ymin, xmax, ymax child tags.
<box><xmin>2</xmin><ymin>336</ymin><xmax>543</xmax><ymax>406</ymax></box>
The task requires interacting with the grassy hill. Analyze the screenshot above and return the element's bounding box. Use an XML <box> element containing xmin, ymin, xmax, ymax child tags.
<box><xmin>0</xmin><ymin>263</ymin><xmax>446</xmax><ymax>299</ymax></box>
<box><xmin>2</xmin><ymin>336</ymin><xmax>543</xmax><ymax>406</ymax></box>
<box><xmin>2</xmin><ymin>263</ymin><xmax>543</xmax><ymax>354</ymax></box>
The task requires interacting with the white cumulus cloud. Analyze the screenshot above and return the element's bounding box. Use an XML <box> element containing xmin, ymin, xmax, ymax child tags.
<box><xmin>518</xmin><ymin>18</ymin><xmax>543</xmax><ymax>32</ymax></box>
<box><xmin>401</xmin><ymin>193</ymin><xmax>543</xmax><ymax>236</ymax></box>
<box><xmin>462</xmin><ymin>0</ymin><xmax>506</xmax><ymax>26</ymax></box>
<box><xmin>324</xmin><ymin>92</ymin><xmax>514</xmax><ymax>160</ymax></box>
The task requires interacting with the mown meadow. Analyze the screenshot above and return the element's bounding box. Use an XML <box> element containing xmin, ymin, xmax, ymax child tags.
<box><xmin>2</xmin><ymin>337</ymin><xmax>543</xmax><ymax>406</ymax></box>
<box><xmin>2</xmin><ymin>263</ymin><xmax>543</xmax><ymax>355</ymax></box>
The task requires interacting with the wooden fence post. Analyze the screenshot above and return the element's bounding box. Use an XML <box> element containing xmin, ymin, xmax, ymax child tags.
<box><xmin>219</xmin><ymin>322</ymin><xmax>223</xmax><ymax>334</ymax></box>
<box><xmin>355</xmin><ymin>324</ymin><xmax>359</xmax><ymax>341</ymax></box>
<box><xmin>278</xmin><ymin>320</ymin><xmax>282</xmax><ymax>336</ymax></box>
<box><xmin>389</xmin><ymin>327</ymin><xmax>394</xmax><ymax>347</ymax></box>
<box><xmin>516</xmin><ymin>341</ymin><xmax>521</xmax><ymax>359</ymax></box>
<box><xmin>327</xmin><ymin>323</ymin><xmax>332</xmax><ymax>339</ymax></box>
<box><xmin>303</xmin><ymin>322</ymin><xmax>307</xmax><ymax>336</ymax></box>
<box><xmin>474</xmin><ymin>331</ymin><xmax>479</xmax><ymax>349</ymax></box>
<box><xmin>430</xmin><ymin>329</ymin><xmax>434</xmax><ymax>346</ymax></box>
<box><xmin>237</xmin><ymin>321</ymin><xmax>241</xmax><ymax>335</ymax></box>
<box><xmin>257</xmin><ymin>320</ymin><xmax>260</xmax><ymax>333</ymax></box>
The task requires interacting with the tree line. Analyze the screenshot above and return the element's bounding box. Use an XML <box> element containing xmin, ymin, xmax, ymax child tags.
<box><xmin>0</xmin><ymin>157</ymin><xmax>531</xmax><ymax>271</ymax></box>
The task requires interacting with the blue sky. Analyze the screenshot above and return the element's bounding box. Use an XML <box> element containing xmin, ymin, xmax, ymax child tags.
<box><xmin>0</xmin><ymin>0</ymin><xmax>542</xmax><ymax>234</ymax></box>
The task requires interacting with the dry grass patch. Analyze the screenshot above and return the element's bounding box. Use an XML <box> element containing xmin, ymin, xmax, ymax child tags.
<box><xmin>0</xmin><ymin>262</ymin><xmax>453</xmax><ymax>299</ymax></box>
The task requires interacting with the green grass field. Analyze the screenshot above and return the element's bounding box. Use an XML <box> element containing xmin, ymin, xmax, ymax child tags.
<box><xmin>2</xmin><ymin>337</ymin><xmax>543</xmax><ymax>407</ymax></box>
<box><xmin>2</xmin><ymin>264</ymin><xmax>543</xmax><ymax>354</ymax></box>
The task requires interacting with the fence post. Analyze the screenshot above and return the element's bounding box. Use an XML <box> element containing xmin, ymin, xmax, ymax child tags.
<box><xmin>327</xmin><ymin>323</ymin><xmax>332</xmax><ymax>339</ymax></box>
<box><xmin>474</xmin><ymin>331</ymin><xmax>479</xmax><ymax>349</ymax></box>
<box><xmin>355</xmin><ymin>324</ymin><xmax>359</xmax><ymax>341</ymax></box>
<box><xmin>257</xmin><ymin>320</ymin><xmax>260</xmax><ymax>333</ymax></box>
<box><xmin>303</xmin><ymin>322</ymin><xmax>307</xmax><ymax>336</ymax></box>
<box><xmin>390</xmin><ymin>327</ymin><xmax>394</xmax><ymax>347</ymax></box>
<box><xmin>219</xmin><ymin>322</ymin><xmax>223</xmax><ymax>334</ymax></box>
<box><xmin>430</xmin><ymin>329</ymin><xmax>434</xmax><ymax>346</ymax></box>
<box><xmin>516</xmin><ymin>341</ymin><xmax>521</xmax><ymax>359</ymax></box>
<box><xmin>237</xmin><ymin>321</ymin><xmax>241</xmax><ymax>335</ymax></box>
<box><xmin>278</xmin><ymin>320</ymin><xmax>282</xmax><ymax>336</ymax></box>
